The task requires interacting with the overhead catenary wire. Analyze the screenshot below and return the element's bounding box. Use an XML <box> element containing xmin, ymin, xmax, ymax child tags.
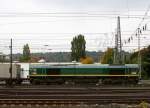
<box><xmin>0</xmin><ymin>10</ymin><xmax>149</xmax><ymax>53</ymax></box>
<box><xmin>0</xmin><ymin>12</ymin><xmax>149</xmax><ymax>19</ymax></box>
<box><xmin>126</xmin><ymin>5</ymin><xmax>150</xmax><ymax>44</ymax></box>
<box><xmin>121</xmin><ymin>5</ymin><xmax>150</xmax><ymax>52</ymax></box>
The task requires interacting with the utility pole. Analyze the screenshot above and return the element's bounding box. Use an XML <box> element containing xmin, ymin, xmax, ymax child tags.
<box><xmin>138</xmin><ymin>28</ymin><xmax>142</xmax><ymax>80</ymax></box>
<box><xmin>9</xmin><ymin>38</ymin><xmax>13</xmax><ymax>86</ymax></box>
<box><xmin>114</xmin><ymin>16</ymin><xmax>123</xmax><ymax>64</ymax></box>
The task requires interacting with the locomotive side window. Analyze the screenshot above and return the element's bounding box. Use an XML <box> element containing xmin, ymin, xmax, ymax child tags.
<box><xmin>47</xmin><ymin>68</ymin><xmax>60</xmax><ymax>75</ymax></box>
<box><xmin>109</xmin><ymin>68</ymin><xmax>125</xmax><ymax>75</ymax></box>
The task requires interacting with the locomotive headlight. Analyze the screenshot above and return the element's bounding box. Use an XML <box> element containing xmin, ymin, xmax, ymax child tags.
<box><xmin>31</xmin><ymin>69</ymin><xmax>37</xmax><ymax>75</ymax></box>
<box><xmin>32</xmin><ymin>72</ymin><xmax>37</xmax><ymax>75</ymax></box>
<box><xmin>131</xmin><ymin>72</ymin><xmax>137</xmax><ymax>75</ymax></box>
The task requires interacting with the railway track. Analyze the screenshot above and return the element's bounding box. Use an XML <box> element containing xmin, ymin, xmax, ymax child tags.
<box><xmin>0</xmin><ymin>86</ymin><xmax>149</xmax><ymax>105</ymax></box>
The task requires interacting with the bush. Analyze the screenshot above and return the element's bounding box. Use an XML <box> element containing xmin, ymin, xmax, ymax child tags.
<box><xmin>80</xmin><ymin>56</ymin><xmax>94</xmax><ymax>64</ymax></box>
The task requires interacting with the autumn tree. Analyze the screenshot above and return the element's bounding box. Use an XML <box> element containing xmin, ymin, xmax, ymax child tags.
<box><xmin>101</xmin><ymin>48</ymin><xmax>114</xmax><ymax>64</ymax></box>
<box><xmin>71</xmin><ymin>34</ymin><xmax>86</xmax><ymax>61</ymax></box>
<box><xmin>80</xmin><ymin>56</ymin><xmax>94</xmax><ymax>64</ymax></box>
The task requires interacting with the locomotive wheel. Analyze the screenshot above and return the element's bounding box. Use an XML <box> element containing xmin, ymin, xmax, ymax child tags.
<box><xmin>30</xmin><ymin>80</ymin><xmax>39</xmax><ymax>85</ymax></box>
<box><xmin>101</xmin><ymin>78</ymin><xmax>112</xmax><ymax>85</ymax></box>
<box><xmin>5</xmin><ymin>79</ymin><xmax>14</xmax><ymax>86</ymax></box>
<box><xmin>65</xmin><ymin>80</ymin><xmax>75</xmax><ymax>85</ymax></box>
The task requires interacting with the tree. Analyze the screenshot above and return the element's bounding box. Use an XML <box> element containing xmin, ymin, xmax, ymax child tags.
<box><xmin>129</xmin><ymin>45</ymin><xmax>150</xmax><ymax>78</ymax></box>
<box><xmin>101</xmin><ymin>48</ymin><xmax>114</xmax><ymax>64</ymax></box>
<box><xmin>20</xmin><ymin>44</ymin><xmax>31</xmax><ymax>62</ymax></box>
<box><xmin>142</xmin><ymin>46</ymin><xmax>150</xmax><ymax>78</ymax></box>
<box><xmin>71</xmin><ymin>34</ymin><xmax>86</xmax><ymax>61</ymax></box>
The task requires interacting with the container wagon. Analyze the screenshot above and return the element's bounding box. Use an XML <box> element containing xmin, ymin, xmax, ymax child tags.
<box><xmin>0</xmin><ymin>63</ymin><xmax>22</xmax><ymax>85</ymax></box>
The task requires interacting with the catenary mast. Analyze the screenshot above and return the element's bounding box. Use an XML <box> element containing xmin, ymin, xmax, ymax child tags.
<box><xmin>114</xmin><ymin>16</ymin><xmax>123</xmax><ymax>64</ymax></box>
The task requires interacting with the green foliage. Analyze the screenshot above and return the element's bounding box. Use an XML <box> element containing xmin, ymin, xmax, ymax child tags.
<box><xmin>101</xmin><ymin>48</ymin><xmax>114</xmax><ymax>64</ymax></box>
<box><xmin>71</xmin><ymin>34</ymin><xmax>86</xmax><ymax>61</ymax></box>
<box><xmin>142</xmin><ymin>46</ymin><xmax>150</xmax><ymax>78</ymax></box>
<box><xmin>20</xmin><ymin>44</ymin><xmax>31</xmax><ymax>62</ymax></box>
<box><xmin>129</xmin><ymin>51</ymin><xmax>138</xmax><ymax>64</ymax></box>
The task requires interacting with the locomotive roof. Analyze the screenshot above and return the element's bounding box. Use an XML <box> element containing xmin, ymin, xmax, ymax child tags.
<box><xmin>29</xmin><ymin>64</ymin><xmax>139</xmax><ymax>68</ymax></box>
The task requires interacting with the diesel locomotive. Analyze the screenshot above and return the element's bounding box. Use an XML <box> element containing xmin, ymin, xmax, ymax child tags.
<box><xmin>28</xmin><ymin>63</ymin><xmax>139</xmax><ymax>85</ymax></box>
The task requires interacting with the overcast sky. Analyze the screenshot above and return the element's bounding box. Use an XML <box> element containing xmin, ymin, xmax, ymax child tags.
<box><xmin>0</xmin><ymin>0</ymin><xmax>150</xmax><ymax>54</ymax></box>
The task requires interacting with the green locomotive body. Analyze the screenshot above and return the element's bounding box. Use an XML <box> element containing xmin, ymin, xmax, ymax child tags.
<box><xmin>29</xmin><ymin>64</ymin><xmax>139</xmax><ymax>84</ymax></box>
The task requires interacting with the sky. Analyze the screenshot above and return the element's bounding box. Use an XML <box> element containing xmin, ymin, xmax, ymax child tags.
<box><xmin>0</xmin><ymin>0</ymin><xmax>150</xmax><ymax>54</ymax></box>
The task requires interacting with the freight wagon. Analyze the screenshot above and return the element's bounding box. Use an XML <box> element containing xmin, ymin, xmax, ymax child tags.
<box><xmin>0</xmin><ymin>63</ymin><xmax>22</xmax><ymax>85</ymax></box>
<box><xmin>28</xmin><ymin>64</ymin><xmax>139</xmax><ymax>85</ymax></box>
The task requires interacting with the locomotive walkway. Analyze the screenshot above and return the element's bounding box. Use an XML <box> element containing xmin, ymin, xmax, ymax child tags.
<box><xmin>0</xmin><ymin>85</ymin><xmax>149</xmax><ymax>106</ymax></box>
